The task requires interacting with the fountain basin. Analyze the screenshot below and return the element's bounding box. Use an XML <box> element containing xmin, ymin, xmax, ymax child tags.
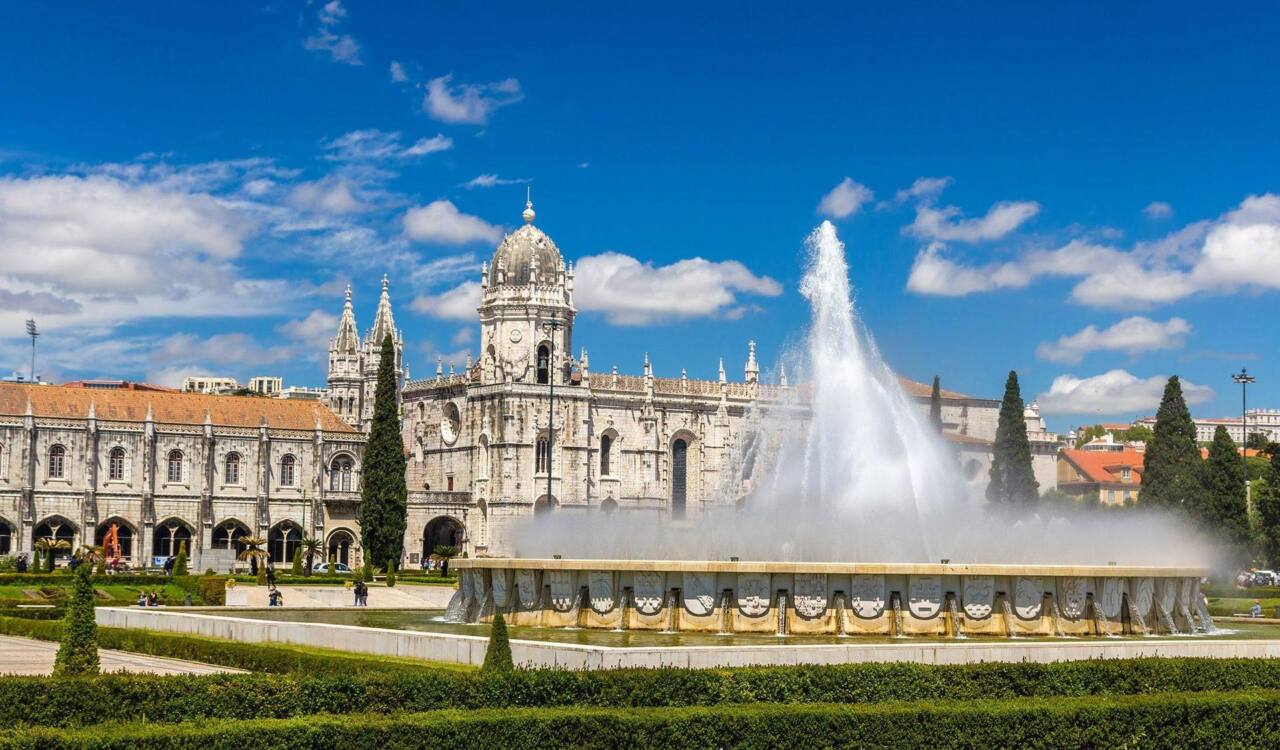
<box><xmin>452</xmin><ymin>559</ymin><xmax>1209</xmax><ymax>637</ymax></box>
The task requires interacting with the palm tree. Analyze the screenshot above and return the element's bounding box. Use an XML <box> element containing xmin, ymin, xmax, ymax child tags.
<box><xmin>35</xmin><ymin>537</ymin><xmax>71</xmax><ymax>572</ymax></box>
<box><xmin>76</xmin><ymin>545</ymin><xmax>105</xmax><ymax>564</ymax></box>
<box><xmin>236</xmin><ymin>535</ymin><xmax>268</xmax><ymax>576</ymax></box>
<box><xmin>301</xmin><ymin>537</ymin><xmax>322</xmax><ymax>576</ymax></box>
<box><xmin>431</xmin><ymin>545</ymin><xmax>461</xmax><ymax>578</ymax></box>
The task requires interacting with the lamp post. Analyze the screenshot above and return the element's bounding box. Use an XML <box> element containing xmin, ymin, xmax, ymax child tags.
<box><xmin>1234</xmin><ymin>368</ymin><xmax>1257</xmax><ymax>514</ymax></box>
<box><xmin>541</xmin><ymin>318</ymin><xmax>565</xmax><ymax>512</ymax></box>
<box><xmin>25</xmin><ymin>319</ymin><xmax>38</xmax><ymax>383</ymax></box>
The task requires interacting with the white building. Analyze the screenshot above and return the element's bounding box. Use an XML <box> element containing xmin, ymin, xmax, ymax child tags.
<box><xmin>248</xmin><ymin>376</ymin><xmax>283</xmax><ymax>396</ymax></box>
<box><xmin>181</xmin><ymin>376</ymin><xmax>239</xmax><ymax>395</ymax></box>
<box><xmin>1133</xmin><ymin>411</ymin><xmax>1279</xmax><ymax>444</ymax></box>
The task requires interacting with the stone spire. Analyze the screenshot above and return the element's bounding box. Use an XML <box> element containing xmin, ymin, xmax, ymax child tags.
<box><xmin>367</xmin><ymin>275</ymin><xmax>398</xmax><ymax>347</ymax></box>
<box><xmin>333</xmin><ymin>284</ymin><xmax>359</xmax><ymax>354</ymax></box>
<box><xmin>779</xmin><ymin>363</ymin><xmax>789</xmax><ymax>389</ymax></box>
<box><xmin>744</xmin><ymin>340</ymin><xmax>759</xmax><ymax>384</ymax></box>
<box><xmin>718</xmin><ymin>357</ymin><xmax>726</xmax><ymax>383</ymax></box>
<box><xmin>435</xmin><ymin>356</ymin><xmax>443</xmax><ymax>380</ymax></box>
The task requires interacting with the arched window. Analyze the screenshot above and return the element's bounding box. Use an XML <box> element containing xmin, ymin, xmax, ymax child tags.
<box><xmin>279</xmin><ymin>454</ymin><xmax>296</xmax><ymax>486</ymax></box>
<box><xmin>225</xmin><ymin>452</ymin><xmax>241</xmax><ymax>485</ymax></box>
<box><xmin>327</xmin><ymin>529</ymin><xmax>356</xmax><ymax>567</ymax></box>
<box><xmin>153</xmin><ymin>521</ymin><xmax>192</xmax><ymax>558</ymax></box>
<box><xmin>108</xmin><ymin>447</ymin><xmax>126</xmax><ymax>481</ymax></box>
<box><xmin>166</xmin><ymin>450</ymin><xmax>184</xmax><ymax>483</ymax></box>
<box><xmin>212</xmin><ymin>521</ymin><xmax>250</xmax><ymax>554</ymax></box>
<box><xmin>48</xmin><ymin>445</ymin><xmax>66</xmax><ymax>479</ymax></box>
<box><xmin>95</xmin><ymin>520</ymin><xmax>135</xmax><ymax>559</ymax></box>
<box><xmin>329</xmin><ymin>456</ymin><xmax>353</xmax><ymax>492</ymax></box>
<box><xmin>536</xmin><ymin>344</ymin><xmax>550</xmax><ymax>384</ymax></box>
<box><xmin>535</xmin><ymin>435</ymin><xmax>550</xmax><ymax>474</ymax></box>
<box><xmin>33</xmin><ymin>519</ymin><xmax>74</xmax><ymax>562</ymax></box>
<box><xmin>671</xmin><ymin>438</ymin><xmax>689</xmax><ymax>519</ymax></box>
<box><xmin>600</xmin><ymin>434</ymin><xmax>613</xmax><ymax>476</ymax></box>
<box><xmin>0</xmin><ymin>519</ymin><xmax>12</xmax><ymax>555</ymax></box>
<box><xmin>268</xmin><ymin>522</ymin><xmax>302</xmax><ymax>564</ymax></box>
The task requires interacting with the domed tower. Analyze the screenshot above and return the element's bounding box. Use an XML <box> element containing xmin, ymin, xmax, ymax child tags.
<box><xmin>477</xmin><ymin>197</ymin><xmax>575</xmax><ymax>385</ymax></box>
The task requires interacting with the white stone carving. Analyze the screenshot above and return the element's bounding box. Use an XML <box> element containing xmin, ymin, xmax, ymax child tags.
<box><xmin>469</xmin><ymin>568</ymin><xmax>487</xmax><ymax>605</ymax></box>
<box><xmin>549</xmin><ymin>570</ymin><xmax>576</xmax><ymax>612</ymax></box>
<box><xmin>793</xmin><ymin>573</ymin><xmax>828</xmax><ymax>618</ymax></box>
<box><xmin>1131</xmin><ymin>577</ymin><xmax>1154</xmax><ymax>617</ymax></box>
<box><xmin>1155</xmin><ymin>578</ymin><xmax>1177</xmax><ymax>615</ymax></box>
<box><xmin>850</xmin><ymin>575</ymin><xmax>886</xmax><ymax>618</ymax></box>
<box><xmin>683</xmin><ymin>571</ymin><xmax>716</xmax><ymax>617</ymax></box>
<box><xmin>962</xmin><ymin>576</ymin><xmax>994</xmax><ymax>620</ymax></box>
<box><xmin>1014</xmin><ymin>577</ymin><xmax>1044</xmax><ymax>620</ymax></box>
<box><xmin>633</xmin><ymin>571</ymin><xmax>665</xmax><ymax>615</ymax></box>
<box><xmin>1057</xmin><ymin>576</ymin><xmax>1090</xmax><ymax>619</ymax></box>
<box><xmin>1098</xmin><ymin>578</ymin><xmax>1123</xmax><ymax>619</ymax></box>
<box><xmin>589</xmin><ymin>571</ymin><xmax>615</xmax><ymax>614</ymax></box>
<box><xmin>516</xmin><ymin>569</ymin><xmax>539</xmax><ymax>608</ymax></box>
<box><xmin>1178</xmin><ymin>577</ymin><xmax>1196</xmax><ymax>612</ymax></box>
<box><xmin>737</xmin><ymin>573</ymin><xmax>771</xmax><ymax>617</ymax></box>
<box><xmin>908</xmin><ymin>575</ymin><xmax>942</xmax><ymax>619</ymax></box>
<box><xmin>490</xmin><ymin>570</ymin><xmax>511</xmax><ymax>610</ymax></box>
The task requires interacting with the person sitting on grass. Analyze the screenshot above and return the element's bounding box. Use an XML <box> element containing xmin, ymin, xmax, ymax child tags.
<box><xmin>136</xmin><ymin>592</ymin><xmax>147</xmax><ymax>607</ymax></box>
<box><xmin>147</xmin><ymin>591</ymin><xmax>159</xmax><ymax>607</ymax></box>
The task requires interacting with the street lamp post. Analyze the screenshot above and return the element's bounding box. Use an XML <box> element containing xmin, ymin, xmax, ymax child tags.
<box><xmin>541</xmin><ymin>319</ymin><xmax>565</xmax><ymax>512</ymax></box>
<box><xmin>1234</xmin><ymin>368</ymin><xmax>1257</xmax><ymax>514</ymax></box>
<box><xmin>25</xmin><ymin>319</ymin><xmax>38</xmax><ymax>383</ymax></box>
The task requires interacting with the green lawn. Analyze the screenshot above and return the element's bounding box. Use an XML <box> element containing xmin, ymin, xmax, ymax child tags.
<box><xmin>0</xmin><ymin>583</ymin><xmax>193</xmax><ymax>606</ymax></box>
<box><xmin>1208</xmin><ymin>596</ymin><xmax>1280</xmax><ymax>617</ymax></box>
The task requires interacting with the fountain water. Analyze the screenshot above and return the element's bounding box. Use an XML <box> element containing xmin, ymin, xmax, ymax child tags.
<box><xmin>1155</xmin><ymin>603</ymin><xmax>1179</xmax><ymax>635</ymax></box>
<box><xmin>946</xmin><ymin>596</ymin><xmax>965</xmax><ymax>639</ymax></box>
<box><xmin>776</xmin><ymin>592</ymin><xmax>789</xmax><ymax>636</ymax></box>
<box><xmin>1127</xmin><ymin>598</ymin><xmax>1149</xmax><ymax>635</ymax></box>
<box><xmin>890</xmin><ymin>592</ymin><xmax>905</xmax><ymax>638</ymax></box>
<box><xmin>1195</xmin><ymin>598</ymin><xmax>1217</xmax><ymax>633</ymax></box>
<box><xmin>1000</xmin><ymin>597</ymin><xmax>1019</xmax><ymax>638</ymax></box>
<box><xmin>1091</xmin><ymin>596</ymin><xmax>1116</xmax><ymax>638</ymax></box>
<box><xmin>442</xmin><ymin>588</ymin><xmax>465</xmax><ymax>623</ymax></box>
<box><xmin>719</xmin><ymin>590</ymin><xmax>732</xmax><ymax>635</ymax></box>
<box><xmin>1049</xmin><ymin>598</ymin><xmax>1067</xmax><ymax>638</ymax></box>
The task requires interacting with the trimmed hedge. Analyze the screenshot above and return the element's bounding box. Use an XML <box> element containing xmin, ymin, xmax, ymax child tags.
<box><xmin>0</xmin><ymin>616</ymin><xmax>464</xmax><ymax>677</ymax></box>
<box><xmin>8</xmin><ymin>655</ymin><xmax>1280</xmax><ymax>728</ymax></box>
<box><xmin>3</xmin><ymin>692</ymin><xmax>1280</xmax><ymax>749</ymax></box>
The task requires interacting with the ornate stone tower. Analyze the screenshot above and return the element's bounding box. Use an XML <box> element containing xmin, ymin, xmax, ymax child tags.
<box><xmin>359</xmin><ymin>274</ymin><xmax>404</xmax><ymax>431</ymax></box>
<box><xmin>325</xmin><ymin>285</ymin><xmax>363</xmax><ymax>429</ymax></box>
<box><xmin>477</xmin><ymin>198</ymin><xmax>575</xmax><ymax>385</ymax></box>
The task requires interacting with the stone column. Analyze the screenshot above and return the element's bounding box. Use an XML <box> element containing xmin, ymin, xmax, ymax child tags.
<box><xmin>19</xmin><ymin>405</ymin><xmax>35</xmax><ymax>554</ymax></box>
<box><xmin>83</xmin><ymin>408</ymin><xmax>99</xmax><ymax>543</ymax></box>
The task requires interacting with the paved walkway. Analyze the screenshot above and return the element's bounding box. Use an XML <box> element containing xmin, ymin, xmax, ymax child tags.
<box><xmin>0</xmin><ymin>635</ymin><xmax>243</xmax><ymax>676</ymax></box>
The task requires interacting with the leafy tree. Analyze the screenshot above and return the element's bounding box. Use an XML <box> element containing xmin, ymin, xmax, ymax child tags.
<box><xmin>929</xmin><ymin>376</ymin><xmax>943</xmax><ymax>432</ymax></box>
<box><xmin>1074</xmin><ymin>424</ymin><xmax>1107</xmax><ymax>448</ymax></box>
<box><xmin>357</xmin><ymin>334</ymin><xmax>408</xmax><ymax>567</ymax></box>
<box><xmin>1142</xmin><ymin>376</ymin><xmax>1205</xmax><ymax>514</ymax></box>
<box><xmin>54</xmin><ymin>564</ymin><xmax>99</xmax><ymax>675</ymax></box>
<box><xmin>1117</xmin><ymin>425</ymin><xmax>1154</xmax><ymax>444</ymax></box>
<box><xmin>1246</xmin><ymin>432</ymin><xmax>1271</xmax><ymax>451</ymax></box>
<box><xmin>481</xmin><ymin>611</ymin><xmax>514</xmax><ymax>673</ymax></box>
<box><xmin>35</xmin><ymin>537</ymin><xmax>69</xmax><ymax>572</ymax></box>
<box><xmin>237</xmin><ymin>536</ymin><xmax>268</xmax><ymax>578</ymax></box>
<box><xmin>172</xmin><ymin>541</ymin><xmax>188</xmax><ymax>576</ymax></box>
<box><xmin>1201</xmin><ymin>426</ymin><xmax>1250</xmax><ymax>561</ymax></box>
<box><xmin>1255</xmin><ymin>449</ymin><xmax>1280</xmax><ymax>567</ymax></box>
<box><xmin>987</xmin><ymin>371</ymin><xmax>1039</xmax><ymax>508</ymax></box>
<box><xmin>432</xmin><ymin>545</ymin><xmax>461</xmax><ymax>578</ymax></box>
<box><xmin>301</xmin><ymin>537</ymin><xmax>322</xmax><ymax>577</ymax></box>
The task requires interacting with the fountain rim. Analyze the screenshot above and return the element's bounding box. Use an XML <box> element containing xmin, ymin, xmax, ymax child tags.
<box><xmin>453</xmin><ymin>558</ymin><xmax>1207</xmax><ymax>578</ymax></box>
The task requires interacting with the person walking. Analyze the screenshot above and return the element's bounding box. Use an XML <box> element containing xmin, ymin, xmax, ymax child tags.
<box><xmin>352</xmin><ymin>580</ymin><xmax>360</xmax><ymax>607</ymax></box>
<box><xmin>266</xmin><ymin>563</ymin><xmax>277</xmax><ymax>589</ymax></box>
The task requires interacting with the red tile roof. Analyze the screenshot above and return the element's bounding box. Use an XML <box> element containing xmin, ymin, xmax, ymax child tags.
<box><xmin>0</xmin><ymin>383</ymin><xmax>356</xmax><ymax>433</ymax></box>
<box><xmin>899</xmin><ymin>378</ymin><xmax>971</xmax><ymax>400</ymax></box>
<box><xmin>1060</xmin><ymin>448</ymin><xmax>1144</xmax><ymax>486</ymax></box>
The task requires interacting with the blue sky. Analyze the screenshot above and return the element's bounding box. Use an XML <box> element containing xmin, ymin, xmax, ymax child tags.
<box><xmin>1</xmin><ymin>2</ymin><xmax>1277</xmax><ymax>431</ymax></box>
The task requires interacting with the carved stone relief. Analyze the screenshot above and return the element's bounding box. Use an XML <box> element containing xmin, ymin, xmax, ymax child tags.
<box><xmin>633</xmin><ymin>571</ymin><xmax>664</xmax><ymax>615</ymax></box>
<box><xmin>589</xmin><ymin>570</ymin><xmax>615</xmax><ymax>614</ymax></box>
<box><xmin>549</xmin><ymin>570</ymin><xmax>575</xmax><ymax>612</ymax></box>
<box><xmin>908</xmin><ymin>575</ymin><xmax>942</xmax><ymax>619</ymax></box>
<box><xmin>1131</xmin><ymin>577</ymin><xmax>1154</xmax><ymax>616</ymax></box>
<box><xmin>683</xmin><ymin>571</ymin><xmax>716</xmax><ymax>617</ymax></box>
<box><xmin>1057</xmin><ymin>576</ymin><xmax>1090</xmax><ymax>619</ymax></box>
<box><xmin>516</xmin><ymin>569</ymin><xmax>539</xmax><ymax>608</ymax></box>
<box><xmin>850</xmin><ymin>574</ymin><xmax>886</xmax><ymax>618</ymax></box>
<box><xmin>962</xmin><ymin>576</ymin><xmax>994</xmax><ymax>620</ymax></box>
<box><xmin>1155</xmin><ymin>578</ymin><xmax>1177</xmax><ymax>615</ymax></box>
<box><xmin>1014</xmin><ymin>576</ymin><xmax>1044</xmax><ymax>620</ymax></box>
<box><xmin>793</xmin><ymin>573</ymin><xmax>828</xmax><ymax>618</ymax></box>
<box><xmin>490</xmin><ymin>570</ymin><xmax>510</xmax><ymax>610</ymax></box>
<box><xmin>736</xmin><ymin>572</ymin><xmax>771</xmax><ymax>617</ymax></box>
<box><xmin>1097</xmin><ymin>578</ymin><xmax>1123</xmax><ymax>619</ymax></box>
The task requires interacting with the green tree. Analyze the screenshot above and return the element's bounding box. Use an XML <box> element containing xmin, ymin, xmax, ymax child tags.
<box><xmin>929</xmin><ymin>376</ymin><xmax>943</xmax><ymax>432</ymax></box>
<box><xmin>1201</xmin><ymin>426</ymin><xmax>1250</xmax><ymax>561</ymax></box>
<box><xmin>1117</xmin><ymin>425</ymin><xmax>1154</xmax><ymax>444</ymax></box>
<box><xmin>1074</xmin><ymin>424</ymin><xmax>1107</xmax><ymax>448</ymax></box>
<box><xmin>31</xmin><ymin>549</ymin><xmax>41</xmax><ymax>574</ymax></box>
<box><xmin>987</xmin><ymin>371</ymin><xmax>1039</xmax><ymax>508</ymax></box>
<box><xmin>53</xmin><ymin>564</ymin><xmax>99</xmax><ymax>675</ymax></box>
<box><xmin>1142</xmin><ymin>376</ymin><xmax>1205</xmax><ymax>514</ymax></box>
<box><xmin>386</xmin><ymin>559</ymin><xmax>397</xmax><ymax>587</ymax></box>
<box><xmin>481</xmin><ymin>611</ymin><xmax>514</xmax><ymax>673</ymax></box>
<box><xmin>1246</xmin><ymin>432</ymin><xmax>1271</xmax><ymax>451</ymax></box>
<box><xmin>290</xmin><ymin>546</ymin><xmax>303</xmax><ymax>576</ymax></box>
<box><xmin>301</xmin><ymin>537</ymin><xmax>322</xmax><ymax>576</ymax></box>
<box><xmin>432</xmin><ymin>545</ymin><xmax>461</xmax><ymax>578</ymax></box>
<box><xmin>1256</xmin><ymin>449</ymin><xmax>1280</xmax><ymax>567</ymax></box>
<box><xmin>172</xmin><ymin>541</ymin><xmax>188</xmax><ymax>576</ymax></box>
<box><xmin>357</xmin><ymin>334</ymin><xmax>408</xmax><ymax>567</ymax></box>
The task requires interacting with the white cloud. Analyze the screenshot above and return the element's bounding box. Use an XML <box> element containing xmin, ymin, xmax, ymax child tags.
<box><xmin>907</xmin><ymin>194</ymin><xmax>1280</xmax><ymax>309</ymax></box>
<box><xmin>408</xmin><ymin>253</ymin><xmax>478</xmax><ymax>289</ymax></box>
<box><xmin>323</xmin><ymin>130</ymin><xmax>452</xmax><ymax>161</ymax></box>
<box><xmin>450</xmin><ymin>327</ymin><xmax>473</xmax><ymax>346</ymax></box>
<box><xmin>1037</xmin><ymin>370</ymin><xmax>1213</xmax><ymax>415</ymax></box>
<box><xmin>303</xmin><ymin>0</ymin><xmax>361</xmax><ymax>65</ymax></box>
<box><xmin>1036</xmin><ymin>316</ymin><xmax>1191</xmax><ymax>364</ymax></box>
<box><xmin>573</xmin><ymin>252</ymin><xmax>782</xmax><ymax>325</ymax></box>
<box><xmin>277</xmin><ymin>309</ymin><xmax>339</xmax><ymax>349</ymax></box>
<box><xmin>423</xmin><ymin>75</ymin><xmax>523</xmax><ymax>125</ymax></box>
<box><xmin>905</xmin><ymin>200</ymin><xmax>1040</xmax><ymax>243</ymax></box>
<box><xmin>1143</xmin><ymin>201</ymin><xmax>1174</xmax><ymax>219</ymax></box>
<box><xmin>892</xmin><ymin>176</ymin><xmax>952</xmax><ymax>206</ymax></box>
<box><xmin>461</xmin><ymin>174</ymin><xmax>529</xmax><ymax>189</ymax></box>
<box><xmin>410</xmin><ymin>281</ymin><xmax>482</xmax><ymax>320</ymax></box>
<box><xmin>288</xmin><ymin>178</ymin><xmax>368</xmax><ymax>214</ymax></box>
<box><xmin>402</xmin><ymin>200</ymin><xmax>502</xmax><ymax>245</ymax></box>
<box><xmin>389</xmin><ymin>61</ymin><xmax>408</xmax><ymax>83</ymax></box>
<box><xmin>817</xmin><ymin>177</ymin><xmax>874</xmax><ymax>219</ymax></box>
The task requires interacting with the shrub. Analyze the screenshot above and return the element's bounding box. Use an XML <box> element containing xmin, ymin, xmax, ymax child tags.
<box><xmin>481</xmin><ymin>612</ymin><xmax>513</xmax><ymax>673</ymax></box>
<box><xmin>172</xmin><ymin>542</ymin><xmax>188</xmax><ymax>577</ymax></box>
<box><xmin>52</xmin><ymin>565</ymin><xmax>98</xmax><ymax>676</ymax></box>
<box><xmin>4</xmin><ymin>692</ymin><xmax>1280</xmax><ymax>748</ymax></box>
<box><xmin>290</xmin><ymin>548</ymin><xmax>303</xmax><ymax>576</ymax></box>
<box><xmin>256</xmin><ymin>566</ymin><xmax>267</xmax><ymax>587</ymax></box>
<box><xmin>385</xmin><ymin>560</ymin><xmax>396</xmax><ymax>587</ymax></box>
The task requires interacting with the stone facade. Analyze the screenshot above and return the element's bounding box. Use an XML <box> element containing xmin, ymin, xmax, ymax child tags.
<box><xmin>0</xmin><ymin>384</ymin><xmax>365</xmax><ymax>571</ymax></box>
<box><xmin>390</xmin><ymin>202</ymin><xmax>1061</xmax><ymax>561</ymax></box>
<box><xmin>325</xmin><ymin>276</ymin><xmax>405</xmax><ymax>434</ymax></box>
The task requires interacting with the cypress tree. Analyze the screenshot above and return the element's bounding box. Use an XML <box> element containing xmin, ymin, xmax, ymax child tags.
<box><xmin>31</xmin><ymin>550</ymin><xmax>41</xmax><ymax>574</ymax></box>
<box><xmin>929</xmin><ymin>376</ymin><xmax>943</xmax><ymax>432</ymax></box>
<box><xmin>481</xmin><ymin>611</ymin><xmax>514</xmax><ymax>673</ymax></box>
<box><xmin>357</xmin><ymin>334</ymin><xmax>408</xmax><ymax>568</ymax></box>
<box><xmin>290</xmin><ymin>547</ymin><xmax>303</xmax><ymax>576</ymax></box>
<box><xmin>172</xmin><ymin>541</ymin><xmax>188</xmax><ymax>577</ymax></box>
<box><xmin>54</xmin><ymin>563</ymin><xmax>99</xmax><ymax>675</ymax></box>
<box><xmin>1142</xmin><ymin>376</ymin><xmax>1204</xmax><ymax>513</ymax></box>
<box><xmin>987</xmin><ymin>371</ymin><xmax>1039</xmax><ymax>507</ymax></box>
<box><xmin>1201</xmin><ymin>426</ymin><xmax>1250</xmax><ymax>560</ymax></box>
<box><xmin>1256</xmin><ymin>450</ymin><xmax>1280</xmax><ymax>567</ymax></box>
<box><xmin>386</xmin><ymin>559</ymin><xmax>397</xmax><ymax>587</ymax></box>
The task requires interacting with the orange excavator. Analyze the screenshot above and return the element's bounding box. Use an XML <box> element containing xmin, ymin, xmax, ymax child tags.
<box><xmin>102</xmin><ymin>523</ymin><xmax>121</xmax><ymax>566</ymax></box>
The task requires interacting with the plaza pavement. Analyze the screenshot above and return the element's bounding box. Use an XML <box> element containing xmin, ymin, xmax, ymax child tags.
<box><xmin>0</xmin><ymin>634</ymin><xmax>243</xmax><ymax>676</ymax></box>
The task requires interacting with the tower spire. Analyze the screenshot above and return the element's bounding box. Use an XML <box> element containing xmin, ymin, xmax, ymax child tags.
<box><xmin>332</xmin><ymin>284</ymin><xmax>359</xmax><ymax>354</ymax></box>
<box><xmin>522</xmin><ymin>186</ymin><xmax>535</xmax><ymax>224</ymax></box>
<box><xmin>744</xmin><ymin>340</ymin><xmax>759</xmax><ymax>384</ymax></box>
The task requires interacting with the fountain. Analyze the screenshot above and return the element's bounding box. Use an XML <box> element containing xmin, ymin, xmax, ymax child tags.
<box><xmin>451</xmin><ymin>222</ymin><xmax>1208</xmax><ymax>638</ymax></box>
